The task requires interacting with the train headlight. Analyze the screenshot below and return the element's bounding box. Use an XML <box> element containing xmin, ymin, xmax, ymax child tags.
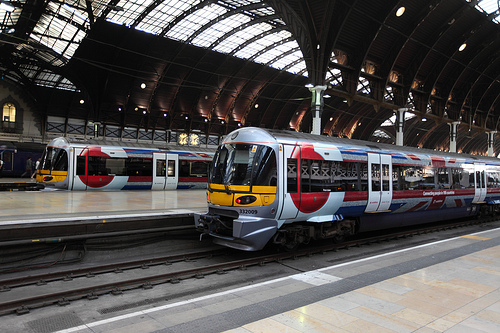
<box><xmin>235</xmin><ymin>195</ymin><xmax>257</xmax><ymax>205</ymax></box>
<box><xmin>43</xmin><ymin>176</ymin><xmax>53</xmax><ymax>181</ymax></box>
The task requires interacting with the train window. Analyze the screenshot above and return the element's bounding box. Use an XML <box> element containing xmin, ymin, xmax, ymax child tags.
<box><xmin>451</xmin><ymin>168</ymin><xmax>463</xmax><ymax>188</ymax></box>
<box><xmin>126</xmin><ymin>158</ymin><xmax>153</xmax><ymax>177</ymax></box>
<box><xmin>252</xmin><ymin>147</ymin><xmax>277</xmax><ymax>186</ymax></box>
<box><xmin>357</xmin><ymin>162</ymin><xmax>367</xmax><ymax>191</ymax></box>
<box><xmin>371</xmin><ymin>163</ymin><xmax>380</xmax><ymax>191</ymax></box>
<box><xmin>287</xmin><ymin>158</ymin><xmax>297</xmax><ymax>193</ymax></box>
<box><xmin>487</xmin><ymin>171</ymin><xmax>500</xmax><ymax>188</ymax></box>
<box><xmin>332</xmin><ymin>161</ymin><xmax>360</xmax><ymax>191</ymax></box>
<box><xmin>76</xmin><ymin>156</ymin><xmax>86</xmax><ymax>175</ymax></box>
<box><xmin>53</xmin><ymin>149</ymin><xmax>68</xmax><ymax>171</ymax></box>
<box><xmin>168</xmin><ymin>160</ymin><xmax>175</xmax><ymax>177</ymax></box>
<box><xmin>190</xmin><ymin>161</ymin><xmax>208</xmax><ymax>177</ymax></box>
<box><xmin>106</xmin><ymin>158</ymin><xmax>126</xmax><ymax>176</ymax></box>
<box><xmin>393</xmin><ymin>165</ymin><xmax>401</xmax><ymax>191</ymax></box>
<box><xmin>437</xmin><ymin>168</ymin><xmax>450</xmax><ymax>189</ymax></box>
<box><xmin>422</xmin><ymin>168</ymin><xmax>435</xmax><ymax>189</ymax></box>
<box><xmin>156</xmin><ymin>160</ymin><xmax>166</xmax><ymax>177</ymax></box>
<box><xmin>381</xmin><ymin>164</ymin><xmax>390</xmax><ymax>191</ymax></box>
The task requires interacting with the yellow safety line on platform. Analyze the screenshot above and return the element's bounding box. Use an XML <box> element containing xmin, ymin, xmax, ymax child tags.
<box><xmin>461</xmin><ymin>235</ymin><xmax>491</xmax><ymax>241</ymax></box>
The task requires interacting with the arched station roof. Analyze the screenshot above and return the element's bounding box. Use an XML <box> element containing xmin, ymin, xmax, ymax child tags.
<box><xmin>1</xmin><ymin>0</ymin><xmax>500</xmax><ymax>155</ymax></box>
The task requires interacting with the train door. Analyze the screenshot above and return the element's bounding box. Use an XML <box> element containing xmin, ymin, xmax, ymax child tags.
<box><xmin>152</xmin><ymin>153</ymin><xmax>178</xmax><ymax>190</ymax></box>
<box><xmin>73</xmin><ymin>148</ymin><xmax>88</xmax><ymax>190</ymax></box>
<box><xmin>278</xmin><ymin>144</ymin><xmax>300</xmax><ymax>220</ymax></box>
<box><xmin>365</xmin><ymin>153</ymin><xmax>392</xmax><ymax>213</ymax></box>
<box><xmin>472</xmin><ymin>163</ymin><xmax>487</xmax><ymax>203</ymax></box>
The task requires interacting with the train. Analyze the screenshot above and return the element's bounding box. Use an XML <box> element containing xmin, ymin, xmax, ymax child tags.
<box><xmin>0</xmin><ymin>141</ymin><xmax>44</xmax><ymax>177</ymax></box>
<box><xmin>36</xmin><ymin>137</ymin><xmax>215</xmax><ymax>190</ymax></box>
<box><xmin>195</xmin><ymin>127</ymin><xmax>500</xmax><ymax>251</ymax></box>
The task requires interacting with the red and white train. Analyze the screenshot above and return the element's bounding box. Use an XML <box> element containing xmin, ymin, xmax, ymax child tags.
<box><xmin>37</xmin><ymin>137</ymin><xmax>214</xmax><ymax>190</ymax></box>
<box><xmin>196</xmin><ymin>127</ymin><xmax>500</xmax><ymax>251</ymax></box>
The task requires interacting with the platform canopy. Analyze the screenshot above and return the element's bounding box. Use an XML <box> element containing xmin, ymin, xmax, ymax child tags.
<box><xmin>1</xmin><ymin>0</ymin><xmax>500</xmax><ymax>154</ymax></box>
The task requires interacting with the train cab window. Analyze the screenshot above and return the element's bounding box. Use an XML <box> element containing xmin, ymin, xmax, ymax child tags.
<box><xmin>287</xmin><ymin>158</ymin><xmax>297</xmax><ymax>193</ymax></box>
<box><xmin>168</xmin><ymin>160</ymin><xmax>175</xmax><ymax>177</ymax></box>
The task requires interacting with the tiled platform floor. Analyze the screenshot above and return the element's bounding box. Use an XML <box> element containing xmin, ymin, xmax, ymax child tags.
<box><xmin>0</xmin><ymin>187</ymin><xmax>208</xmax><ymax>223</ymax></box>
<box><xmin>48</xmin><ymin>227</ymin><xmax>500</xmax><ymax>333</ymax></box>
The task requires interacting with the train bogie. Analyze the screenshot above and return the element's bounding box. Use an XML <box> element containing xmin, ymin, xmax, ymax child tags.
<box><xmin>196</xmin><ymin>127</ymin><xmax>500</xmax><ymax>251</ymax></box>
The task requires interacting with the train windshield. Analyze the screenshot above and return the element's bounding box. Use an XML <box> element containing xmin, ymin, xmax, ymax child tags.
<box><xmin>210</xmin><ymin>143</ymin><xmax>277</xmax><ymax>186</ymax></box>
<box><xmin>40</xmin><ymin>147</ymin><xmax>68</xmax><ymax>171</ymax></box>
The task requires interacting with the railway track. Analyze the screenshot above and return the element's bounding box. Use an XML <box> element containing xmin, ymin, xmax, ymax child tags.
<box><xmin>0</xmin><ymin>216</ymin><xmax>495</xmax><ymax>317</ymax></box>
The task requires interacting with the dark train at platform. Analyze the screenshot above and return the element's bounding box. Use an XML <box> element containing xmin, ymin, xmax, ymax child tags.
<box><xmin>37</xmin><ymin>137</ymin><xmax>215</xmax><ymax>190</ymax></box>
<box><xmin>195</xmin><ymin>127</ymin><xmax>500</xmax><ymax>251</ymax></box>
<box><xmin>0</xmin><ymin>141</ymin><xmax>44</xmax><ymax>177</ymax></box>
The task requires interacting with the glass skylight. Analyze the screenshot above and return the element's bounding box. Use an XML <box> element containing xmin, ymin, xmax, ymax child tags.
<box><xmin>474</xmin><ymin>0</ymin><xmax>500</xmax><ymax>23</ymax></box>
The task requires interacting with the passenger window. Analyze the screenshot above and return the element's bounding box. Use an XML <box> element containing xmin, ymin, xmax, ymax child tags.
<box><xmin>76</xmin><ymin>156</ymin><xmax>86</xmax><ymax>175</ymax></box>
<box><xmin>156</xmin><ymin>159</ymin><xmax>166</xmax><ymax>177</ymax></box>
<box><xmin>168</xmin><ymin>160</ymin><xmax>176</xmax><ymax>177</ymax></box>
<box><xmin>287</xmin><ymin>158</ymin><xmax>297</xmax><ymax>193</ymax></box>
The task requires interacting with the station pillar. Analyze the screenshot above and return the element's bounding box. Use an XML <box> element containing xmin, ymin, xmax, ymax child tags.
<box><xmin>395</xmin><ymin>108</ymin><xmax>407</xmax><ymax>146</ymax></box>
<box><xmin>487</xmin><ymin>131</ymin><xmax>497</xmax><ymax>157</ymax></box>
<box><xmin>309</xmin><ymin>85</ymin><xmax>327</xmax><ymax>135</ymax></box>
<box><xmin>448</xmin><ymin>121</ymin><xmax>460</xmax><ymax>153</ymax></box>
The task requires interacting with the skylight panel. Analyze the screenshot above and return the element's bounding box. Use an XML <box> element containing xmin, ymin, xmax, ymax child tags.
<box><xmin>286</xmin><ymin>60</ymin><xmax>307</xmax><ymax>75</ymax></box>
<box><xmin>270</xmin><ymin>47</ymin><xmax>301</xmax><ymax>69</ymax></box>
<box><xmin>255</xmin><ymin>40</ymin><xmax>296</xmax><ymax>65</ymax></box>
<box><xmin>136</xmin><ymin>0</ymin><xmax>197</xmax><ymax>34</ymax></box>
<box><xmin>193</xmin><ymin>13</ymin><xmax>251</xmax><ymax>48</ymax></box>
<box><xmin>107</xmin><ymin>0</ymin><xmax>155</xmax><ymax>27</ymax></box>
<box><xmin>166</xmin><ymin>4</ymin><xmax>227</xmax><ymax>41</ymax></box>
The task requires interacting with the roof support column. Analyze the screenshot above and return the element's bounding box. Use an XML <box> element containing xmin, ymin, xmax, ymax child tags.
<box><xmin>309</xmin><ymin>85</ymin><xmax>327</xmax><ymax>135</ymax></box>
<box><xmin>448</xmin><ymin>121</ymin><xmax>460</xmax><ymax>153</ymax></box>
<box><xmin>487</xmin><ymin>131</ymin><xmax>497</xmax><ymax>157</ymax></box>
<box><xmin>395</xmin><ymin>108</ymin><xmax>408</xmax><ymax>146</ymax></box>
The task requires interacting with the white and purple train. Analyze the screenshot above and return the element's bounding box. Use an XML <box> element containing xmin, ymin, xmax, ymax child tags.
<box><xmin>196</xmin><ymin>127</ymin><xmax>500</xmax><ymax>251</ymax></box>
<box><xmin>37</xmin><ymin>137</ymin><xmax>214</xmax><ymax>190</ymax></box>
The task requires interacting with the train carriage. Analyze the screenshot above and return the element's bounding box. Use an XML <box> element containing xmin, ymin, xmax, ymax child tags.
<box><xmin>37</xmin><ymin>137</ymin><xmax>214</xmax><ymax>190</ymax></box>
<box><xmin>195</xmin><ymin>127</ymin><xmax>500</xmax><ymax>251</ymax></box>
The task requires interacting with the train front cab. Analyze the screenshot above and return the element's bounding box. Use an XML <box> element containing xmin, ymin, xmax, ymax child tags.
<box><xmin>37</xmin><ymin>137</ymin><xmax>71</xmax><ymax>189</ymax></box>
<box><xmin>196</xmin><ymin>132</ymin><xmax>281</xmax><ymax>251</ymax></box>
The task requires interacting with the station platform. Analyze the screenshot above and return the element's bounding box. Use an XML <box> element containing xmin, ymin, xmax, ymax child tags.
<box><xmin>44</xmin><ymin>226</ymin><xmax>498</xmax><ymax>333</ymax></box>
<box><xmin>0</xmin><ymin>185</ymin><xmax>208</xmax><ymax>224</ymax></box>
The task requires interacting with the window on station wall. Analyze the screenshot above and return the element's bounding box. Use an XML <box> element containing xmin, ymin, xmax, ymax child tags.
<box><xmin>2</xmin><ymin>103</ymin><xmax>16</xmax><ymax>122</ymax></box>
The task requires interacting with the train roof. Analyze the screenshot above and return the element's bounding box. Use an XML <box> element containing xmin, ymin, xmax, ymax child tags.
<box><xmin>47</xmin><ymin>137</ymin><xmax>216</xmax><ymax>154</ymax></box>
<box><xmin>242</xmin><ymin>128</ymin><xmax>500</xmax><ymax>164</ymax></box>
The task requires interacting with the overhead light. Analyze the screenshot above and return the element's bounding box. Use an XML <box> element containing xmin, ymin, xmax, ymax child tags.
<box><xmin>324</xmin><ymin>94</ymin><xmax>331</xmax><ymax>98</ymax></box>
<box><xmin>0</xmin><ymin>3</ymin><xmax>15</xmax><ymax>12</ymax></box>
<box><xmin>396</xmin><ymin>7</ymin><xmax>405</xmax><ymax>17</ymax></box>
<box><xmin>305</xmin><ymin>83</ymin><xmax>314</xmax><ymax>88</ymax></box>
<box><xmin>459</xmin><ymin>43</ymin><xmax>467</xmax><ymax>52</ymax></box>
<box><xmin>140</xmin><ymin>83</ymin><xmax>146</xmax><ymax>89</ymax></box>
<box><xmin>79</xmin><ymin>99</ymin><xmax>84</xmax><ymax>104</ymax></box>
<box><xmin>142</xmin><ymin>110</ymin><xmax>147</xmax><ymax>115</ymax></box>
<box><xmin>254</xmin><ymin>104</ymin><xmax>259</xmax><ymax>108</ymax></box>
<box><xmin>163</xmin><ymin>113</ymin><xmax>167</xmax><ymax>117</ymax></box>
<box><xmin>422</xmin><ymin>118</ymin><xmax>427</xmax><ymax>122</ymax></box>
